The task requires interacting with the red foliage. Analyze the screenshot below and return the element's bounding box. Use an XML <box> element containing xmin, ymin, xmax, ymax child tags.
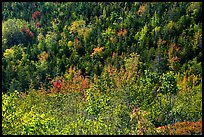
<box><xmin>36</xmin><ymin>22</ymin><xmax>41</xmax><ymax>28</ymax></box>
<box><xmin>54</xmin><ymin>80</ymin><xmax>62</xmax><ymax>90</ymax></box>
<box><xmin>32</xmin><ymin>11</ymin><xmax>41</xmax><ymax>20</ymax></box>
<box><xmin>21</xmin><ymin>28</ymin><xmax>34</xmax><ymax>39</ymax></box>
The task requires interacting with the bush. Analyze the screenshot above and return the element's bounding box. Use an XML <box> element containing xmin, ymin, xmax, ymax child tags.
<box><xmin>173</xmin><ymin>83</ymin><xmax>202</xmax><ymax>122</ymax></box>
<box><xmin>130</xmin><ymin>107</ymin><xmax>157</xmax><ymax>135</ymax></box>
<box><xmin>159</xmin><ymin>71</ymin><xmax>178</xmax><ymax>95</ymax></box>
<box><xmin>2</xmin><ymin>90</ymin><xmax>60</xmax><ymax>135</ymax></box>
<box><xmin>2</xmin><ymin>45</ymin><xmax>31</xmax><ymax>92</ymax></box>
<box><xmin>2</xmin><ymin>87</ymin><xmax>133</xmax><ymax>135</ymax></box>
<box><xmin>156</xmin><ymin>120</ymin><xmax>202</xmax><ymax>135</ymax></box>
<box><xmin>84</xmin><ymin>86</ymin><xmax>111</xmax><ymax>116</ymax></box>
<box><xmin>2</xmin><ymin>18</ymin><xmax>33</xmax><ymax>50</ymax></box>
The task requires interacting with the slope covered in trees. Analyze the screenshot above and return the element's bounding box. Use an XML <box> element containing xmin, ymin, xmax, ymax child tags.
<box><xmin>2</xmin><ymin>2</ymin><xmax>202</xmax><ymax>135</ymax></box>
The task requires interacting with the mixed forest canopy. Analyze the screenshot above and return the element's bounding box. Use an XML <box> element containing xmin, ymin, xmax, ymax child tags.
<box><xmin>2</xmin><ymin>2</ymin><xmax>202</xmax><ymax>135</ymax></box>
<box><xmin>2</xmin><ymin>2</ymin><xmax>202</xmax><ymax>92</ymax></box>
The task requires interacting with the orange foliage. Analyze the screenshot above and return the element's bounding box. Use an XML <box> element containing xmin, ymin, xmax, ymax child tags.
<box><xmin>37</xmin><ymin>81</ymin><xmax>48</xmax><ymax>95</ymax></box>
<box><xmin>20</xmin><ymin>92</ymin><xmax>27</xmax><ymax>98</ymax></box>
<box><xmin>168</xmin><ymin>43</ymin><xmax>181</xmax><ymax>71</ymax></box>
<box><xmin>74</xmin><ymin>38</ymin><xmax>79</xmax><ymax>44</ymax></box>
<box><xmin>112</xmin><ymin>52</ymin><xmax>116</xmax><ymax>59</ymax></box>
<box><xmin>62</xmin><ymin>66</ymin><xmax>91</xmax><ymax>94</ymax></box>
<box><xmin>38</xmin><ymin>51</ymin><xmax>49</xmax><ymax>62</ymax></box>
<box><xmin>177</xmin><ymin>68</ymin><xmax>199</xmax><ymax>93</ymax></box>
<box><xmin>102</xmin><ymin>53</ymin><xmax>140</xmax><ymax>89</ymax></box>
<box><xmin>91</xmin><ymin>46</ymin><xmax>104</xmax><ymax>57</ymax></box>
<box><xmin>156</xmin><ymin>120</ymin><xmax>202</xmax><ymax>135</ymax></box>
<box><xmin>38</xmin><ymin>66</ymin><xmax>91</xmax><ymax>98</ymax></box>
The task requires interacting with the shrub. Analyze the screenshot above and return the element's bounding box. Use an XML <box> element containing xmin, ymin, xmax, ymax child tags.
<box><xmin>2</xmin><ymin>90</ymin><xmax>60</xmax><ymax>135</ymax></box>
<box><xmin>2</xmin><ymin>18</ymin><xmax>33</xmax><ymax>49</ymax></box>
<box><xmin>84</xmin><ymin>86</ymin><xmax>111</xmax><ymax>116</ymax></box>
<box><xmin>2</xmin><ymin>45</ymin><xmax>31</xmax><ymax>92</ymax></box>
<box><xmin>156</xmin><ymin>120</ymin><xmax>202</xmax><ymax>135</ymax></box>
<box><xmin>173</xmin><ymin>83</ymin><xmax>202</xmax><ymax>122</ymax></box>
<box><xmin>159</xmin><ymin>71</ymin><xmax>178</xmax><ymax>95</ymax></box>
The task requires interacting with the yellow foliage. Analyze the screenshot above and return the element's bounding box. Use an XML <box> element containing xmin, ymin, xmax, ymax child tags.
<box><xmin>60</xmin><ymin>32</ymin><xmax>66</xmax><ymax>39</ymax></box>
<box><xmin>3</xmin><ymin>48</ymin><xmax>15</xmax><ymax>58</ymax></box>
<box><xmin>68</xmin><ymin>20</ymin><xmax>87</xmax><ymax>36</ymax></box>
<box><xmin>176</xmin><ymin>68</ymin><xmax>199</xmax><ymax>93</ymax></box>
<box><xmin>37</xmin><ymin>33</ymin><xmax>44</xmax><ymax>41</ymax></box>
<box><xmin>193</xmin><ymin>31</ymin><xmax>201</xmax><ymax>50</ymax></box>
<box><xmin>157</xmin><ymin>38</ymin><xmax>166</xmax><ymax>45</ymax></box>
<box><xmin>136</xmin><ymin>4</ymin><xmax>147</xmax><ymax>15</ymax></box>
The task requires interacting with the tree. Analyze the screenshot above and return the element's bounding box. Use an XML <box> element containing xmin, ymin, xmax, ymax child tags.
<box><xmin>2</xmin><ymin>19</ymin><xmax>33</xmax><ymax>49</ymax></box>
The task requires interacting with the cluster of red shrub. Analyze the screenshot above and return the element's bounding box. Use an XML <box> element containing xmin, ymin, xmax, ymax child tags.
<box><xmin>32</xmin><ymin>11</ymin><xmax>41</xmax><ymax>20</ymax></box>
<box><xmin>36</xmin><ymin>22</ymin><xmax>41</xmax><ymax>28</ymax></box>
<box><xmin>21</xmin><ymin>28</ymin><xmax>34</xmax><ymax>39</ymax></box>
<box><xmin>32</xmin><ymin>11</ymin><xmax>41</xmax><ymax>29</ymax></box>
<box><xmin>54</xmin><ymin>80</ymin><xmax>62</xmax><ymax>90</ymax></box>
<box><xmin>47</xmin><ymin>67</ymin><xmax>90</xmax><ymax>97</ymax></box>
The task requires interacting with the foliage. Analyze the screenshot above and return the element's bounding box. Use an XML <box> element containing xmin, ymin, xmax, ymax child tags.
<box><xmin>2</xmin><ymin>2</ymin><xmax>202</xmax><ymax>135</ymax></box>
<box><xmin>2</xmin><ymin>2</ymin><xmax>202</xmax><ymax>93</ymax></box>
<box><xmin>84</xmin><ymin>86</ymin><xmax>111</xmax><ymax>116</ymax></box>
<box><xmin>159</xmin><ymin>71</ymin><xmax>178</xmax><ymax>95</ymax></box>
<box><xmin>130</xmin><ymin>107</ymin><xmax>157</xmax><ymax>135</ymax></box>
<box><xmin>156</xmin><ymin>120</ymin><xmax>202</xmax><ymax>135</ymax></box>
<box><xmin>2</xmin><ymin>18</ymin><xmax>34</xmax><ymax>50</ymax></box>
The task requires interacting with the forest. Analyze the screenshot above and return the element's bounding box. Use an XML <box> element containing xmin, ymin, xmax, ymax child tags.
<box><xmin>2</xmin><ymin>2</ymin><xmax>202</xmax><ymax>135</ymax></box>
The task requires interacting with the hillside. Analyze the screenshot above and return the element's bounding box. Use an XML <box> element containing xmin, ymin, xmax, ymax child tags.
<box><xmin>2</xmin><ymin>2</ymin><xmax>202</xmax><ymax>135</ymax></box>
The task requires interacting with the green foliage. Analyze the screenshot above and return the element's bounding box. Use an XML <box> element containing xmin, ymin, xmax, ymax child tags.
<box><xmin>173</xmin><ymin>84</ymin><xmax>202</xmax><ymax>122</ymax></box>
<box><xmin>102</xmin><ymin>27</ymin><xmax>116</xmax><ymax>39</ymax></box>
<box><xmin>2</xmin><ymin>2</ymin><xmax>202</xmax><ymax>135</ymax></box>
<box><xmin>130</xmin><ymin>108</ymin><xmax>157</xmax><ymax>135</ymax></box>
<box><xmin>160</xmin><ymin>71</ymin><xmax>178</xmax><ymax>95</ymax></box>
<box><xmin>2</xmin><ymin>2</ymin><xmax>202</xmax><ymax>93</ymax></box>
<box><xmin>2</xmin><ymin>45</ymin><xmax>31</xmax><ymax>92</ymax></box>
<box><xmin>2</xmin><ymin>89</ymin><xmax>131</xmax><ymax>135</ymax></box>
<box><xmin>134</xmin><ymin>24</ymin><xmax>148</xmax><ymax>50</ymax></box>
<box><xmin>85</xmin><ymin>86</ymin><xmax>111</xmax><ymax>116</ymax></box>
<box><xmin>2</xmin><ymin>19</ymin><xmax>33</xmax><ymax>49</ymax></box>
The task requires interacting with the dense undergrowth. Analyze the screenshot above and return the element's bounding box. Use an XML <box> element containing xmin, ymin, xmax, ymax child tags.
<box><xmin>2</xmin><ymin>54</ymin><xmax>202</xmax><ymax>135</ymax></box>
<box><xmin>2</xmin><ymin>2</ymin><xmax>202</xmax><ymax>135</ymax></box>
